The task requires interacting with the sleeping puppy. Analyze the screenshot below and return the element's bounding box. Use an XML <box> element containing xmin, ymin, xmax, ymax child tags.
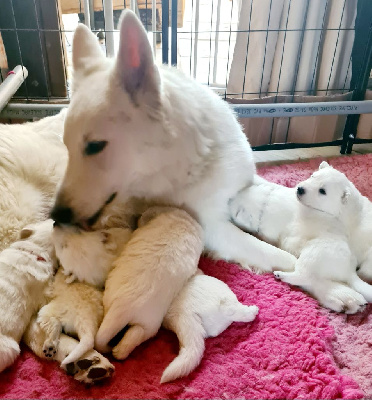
<box><xmin>0</xmin><ymin>219</ymin><xmax>56</xmax><ymax>373</ymax></box>
<box><xmin>95</xmin><ymin>207</ymin><xmax>204</xmax><ymax>360</ymax></box>
<box><xmin>36</xmin><ymin>225</ymin><xmax>132</xmax><ymax>367</ymax></box>
<box><xmin>161</xmin><ymin>269</ymin><xmax>258</xmax><ymax>383</ymax></box>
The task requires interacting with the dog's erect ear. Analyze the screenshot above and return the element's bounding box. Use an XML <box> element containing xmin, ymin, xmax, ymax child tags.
<box><xmin>72</xmin><ymin>24</ymin><xmax>105</xmax><ymax>82</ymax></box>
<box><xmin>116</xmin><ymin>10</ymin><xmax>161</xmax><ymax>108</ymax></box>
<box><xmin>319</xmin><ymin>161</ymin><xmax>330</xmax><ymax>169</ymax></box>
<box><xmin>341</xmin><ymin>188</ymin><xmax>351</xmax><ymax>204</ymax></box>
<box><xmin>20</xmin><ymin>228</ymin><xmax>34</xmax><ymax>240</ymax></box>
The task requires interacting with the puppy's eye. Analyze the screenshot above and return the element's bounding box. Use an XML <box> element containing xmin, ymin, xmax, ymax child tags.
<box><xmin>319</xmin><ymin>188</ymin><xmax>326</xmax><ymax>195</ymax></box>
<box><xmin>84</xmin><ymin>141</ymin><xmax>108</xmax><ymax>156</ymax></box>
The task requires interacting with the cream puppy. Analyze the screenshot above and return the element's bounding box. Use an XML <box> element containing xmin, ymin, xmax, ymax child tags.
<box><xmin>37</xmin><ymin>224</ymin><xmax>132</xmax><ymax>366</ymax></box>
<box><xmin>161</xmin><ymin>269</ymin><xmax>259</xmax><ymax>383</ymax></box>
<box><xmin>0</xmin><ymin>219</ymin><xmax>56</xmax><ymax>373</ymax></box>
<box><xmin>95</xmin><ymin>207</ymin><xmax>204</xmax><ymax>359</ymax></box>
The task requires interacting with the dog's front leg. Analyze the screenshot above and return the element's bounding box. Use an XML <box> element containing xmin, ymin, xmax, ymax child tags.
<box><xmin>23</xmin><ymin>316</ymin><xmax>114</xmax><ymax>384</ymax></box>
<box><xmin>203</xmin><ymin>219</ymin><xmax>296</xmax><ymax>273</ymax></box>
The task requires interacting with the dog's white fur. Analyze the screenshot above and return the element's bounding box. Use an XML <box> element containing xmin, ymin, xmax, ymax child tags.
<box><xmin>52</xmin><ymin>225</ymin><xmax>132</xmax><ymax>288</ymax></box>
<box><xmin>0</xmin><ymin>113</ymin><xmax>66</xmax><ymax>251</ymax></box>
<box><xmin>95</xmin><ymin>207</ymin><xmax>203</xmax><ymax>359</ymax></box>
<box><xmin>36</xmin><ymin>225</ymin><xmax>132</xmax><ymax>366</ymax></box>
<box><xmin>230</xmin><ymin>162</ymin><xmax>372</xmax><ymax>314</ymax></box>
<box><xmin>0</xmin><ymin>219</ymin><xmax>56</xmax><ymax>372</ymax></box>
<box><xmin>161</xmin><ymin>269</ymin><xmax>258</xmax><ymax>383</ymax></box>
<box><xmin>52</xmin><ymin>9</ymin><xmax>296</xmax><ymax>273</ymax></box>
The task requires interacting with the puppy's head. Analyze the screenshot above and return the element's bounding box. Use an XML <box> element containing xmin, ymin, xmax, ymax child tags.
<box><xmin>295</xmin><ymin>161</ymin><xmax>355</xmax><ymax>217</ymax></box>
<box><xmin>52</xmin><ymin>224</ymin><xmax>131</xmax><ymax>271</ymax></box>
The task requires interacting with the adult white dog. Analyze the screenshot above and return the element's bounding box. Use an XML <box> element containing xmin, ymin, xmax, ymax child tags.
<box><xmin>50</xmin><ymin>9</ymin><xmax>295</xmax><ymax>273</ymax></box>
<box><xmin>230</xmin><ymin>162</ymin><xmax>372</xmax><ymax>314</ymax></box>
<box><xmin>0</xmin><ymin>115</ymin><xmax>116</xmax><ymax>382</ymax></box>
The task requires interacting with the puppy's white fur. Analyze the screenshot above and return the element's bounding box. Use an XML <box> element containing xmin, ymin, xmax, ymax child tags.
<box><xmin>37</xmin><ymin>225</ymin><xmax>132</xmax><ymax>366</ymax></box>
<box><xmin>52</xmin><ymin>225</ymin><xmax>132</xmax><ymax>288</ymax></box>
<box><xmin>230</xmin><ymin>162</ymin><xmax>372</xmax><ymax>314</ymax></box>
<box><xmin>161</xmin><ymin>269</ymin><xmax>258</xmax><ymax>383</ymax></box>
<box><xmin>52</xmin><ymin>9</ymin><xmax>296</xmax><ymax>274</ymax></box>
<box><xmin>95</xmin><ymin>207</ymin><xmax>203</xmax><ymax>359</ymax></box>
<box><xmin>37</xmin><ymin>269</ymin><xmax>104</xmax><ymax>366</ymax></box>
<box><xmin>0</xmin><ymin>219</ymin><xmax>56</xmax><ymax>372</ymax></box>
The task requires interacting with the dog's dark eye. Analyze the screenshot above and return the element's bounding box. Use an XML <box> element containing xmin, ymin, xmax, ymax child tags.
<box><xmin>84</xmin><ymin>141</ymin><xmax>108</xmax><ymax>156</ymax></box>
<box><xmin>319</xmin><ymin>188</ymin><xmax>326</xmax><ymax>195</ymax></box>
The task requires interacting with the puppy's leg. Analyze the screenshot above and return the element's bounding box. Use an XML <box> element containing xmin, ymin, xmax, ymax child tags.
<box><xmin>112</xmin><ymin>324</ymin><xmax>153</xmax><ymax>360</ymax></box>
<box><xmin>62</xmin><ymin>324</ymin><xmax>95</xmax><ymax>366</ymax></box>
<box><xmin>203</xmin><ymin>219</ymin><xmax>296</xmax><ymax>273</ymax></box>
<box><xmin>95</xmin><ymin>305</ymin><xmax>130</xmax><ymax>353</ymax></box>
<box><xmin>23</xmin><ymin>316</ymin><xmax>115</xmax><ymax>384</ymax></box>
<box><xmin>0</xmin><ymin>334</ymin><xmax>20</xmax><ymax>373</ymax></box>
<box><xmin>273</xmin><ymin>271</ymin><xmax>306</xmax><ymax>286</ymax></box>
<box><xmin>37</xmin><ymin>305</ymin><xmax>62</xmax><ymax>359</ymax></box>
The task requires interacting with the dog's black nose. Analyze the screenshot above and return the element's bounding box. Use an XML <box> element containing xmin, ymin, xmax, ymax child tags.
<box><xmin>51</xmin><ymin>206</ymin><xmax>74</xmax><ymax>225</ymax></box>
<box><xmin>297</xmin><ymin>186</ymin><xmax>305</xmax><ymax>196</ymax></box>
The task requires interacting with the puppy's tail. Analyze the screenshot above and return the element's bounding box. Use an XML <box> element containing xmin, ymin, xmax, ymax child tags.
<box><xmin>161</xmin><ymin>313</ymin><xmax>205</xmax><ymax>384</ymax></box>
<box><xmin>61</xmin><ymin>334</ymin><xmax>94</xmax><ymax>366</ymax></box>
<box><xmin>0</xmin><ymin>334</ymin><xmax>20</xmax><ymax>373</ymax></box>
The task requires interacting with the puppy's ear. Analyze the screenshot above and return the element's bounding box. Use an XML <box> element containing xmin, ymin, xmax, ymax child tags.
<box><xmin>20</xmin><ymin>228</ymin><xmax>34</xmax><ymax>240</ymax></box>
<box><xmin>72</xmin><ymin>24</ymin><xmax>105</xmax><ymax>89</ymax></box>
<box><xmin>101</xmin><ymin>231</ymin><xmax>117</xmax><ymax>252</ymax></box>
<box><xmin>115</xmin><ymin>10</ymin><xmax>161</xmax><ymax>109</ymax></box>
<box><xmin>319</xmin><ymin>161</ymin><xmax>330</xmax><ymax>169</ymax></box>
<box><xmin>341</xmin><ymin>188</ymin><xmax>351</xmax><ymax>204</ymax></box>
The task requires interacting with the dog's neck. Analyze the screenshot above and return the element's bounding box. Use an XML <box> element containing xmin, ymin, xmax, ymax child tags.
<box><xmin>18</xmin><ymin>247</ymin><xmax>47</xmax><ymax>262</ymax></box>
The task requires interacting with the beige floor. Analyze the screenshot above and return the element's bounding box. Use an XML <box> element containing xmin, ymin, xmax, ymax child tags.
<box><xmin>254</xmin><ymin>143</ymin><xmax>372</xmax><ymax>167</ymax></box>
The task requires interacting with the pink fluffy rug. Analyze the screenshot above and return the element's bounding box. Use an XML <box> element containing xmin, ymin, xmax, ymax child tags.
<box><xmin>1</xmin><ymin>153</ymin><xmax>372</xmax><ymax>399</ymax></box>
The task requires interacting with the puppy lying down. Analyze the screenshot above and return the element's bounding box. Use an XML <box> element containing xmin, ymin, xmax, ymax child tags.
<box><xmin>37</xmin><ymin>226</ymin><xmax>131</xmax><ymax>367</ymax></box>
<box><xmin>0</xmin><ymin>219</ymin><xmax>56</xmax><ymax>373</ymax></box>
<box><xmin>230</xmin><ymin>162</ymin><xmax>372</xmax><ymax>314</ymax></box>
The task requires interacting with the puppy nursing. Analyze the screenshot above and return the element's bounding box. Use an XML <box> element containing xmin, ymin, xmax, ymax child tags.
<box><xmin>231</xmin><ymin>162</ymin><xmax>372</xmax><ymax>314</ymax></box>
<box><xmin>37</xmin><ymin>225</ymin><xmax>132</xmax><ymax>366</ymax></box>
<box><xmin>95</xmin><ymin>207</ymin><xmax>204</xmax><ymax>359</ymax></box>
<box><xmin>0</xmin><ymin>219</ymin><xmax>56</xmax><ymax>373</ymax></box>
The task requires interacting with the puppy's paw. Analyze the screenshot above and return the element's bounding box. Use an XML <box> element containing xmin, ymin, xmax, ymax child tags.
<box><xmin>42</xmin><ymin>340</ymin><xmax>58</xmax><ymax>359</ymax></box>
<box><xmin>62</xmin><ymin>351</ymin><xmax>115</xmax><ymax>384</ymax></box>
<box><xmin>273</xmin><ymin>271</ymin><xmax>283</xmax><ymax>280</ymax></box>
<box><xmin>64</xmin><ymin>272</ymin><xmax>77</xmax><ymax>284</ymax></box>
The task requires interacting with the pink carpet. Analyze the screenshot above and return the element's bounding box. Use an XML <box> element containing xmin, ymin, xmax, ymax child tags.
<box><xmin>2</xmin><ymin>153</ymin><xmax>372</xmax><ymax>399</ymax></box>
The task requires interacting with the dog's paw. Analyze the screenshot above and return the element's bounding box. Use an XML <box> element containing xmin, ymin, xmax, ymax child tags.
<box><xmin>64</xmin><ymin>272</ymin><xmax>77</xmax><ymax>284</ymax></box>
<box><xmin>321</xmin><ymin>285</ymin><xmax>367</xmax><ymax>314</ymax></box>
<box><xmin>273</xmin><ymin>271</ymin><xmax>283</xmax><ymax>280</ymax></box>
<box><xmin>62</xmin><ymin>351</ymin><xmax>114</xmax><ymax>384</ymax></box>
<box><xmin>42</xmin><ymin>340</ymin><xmax>58</xmax><ymax>359</ymax></box>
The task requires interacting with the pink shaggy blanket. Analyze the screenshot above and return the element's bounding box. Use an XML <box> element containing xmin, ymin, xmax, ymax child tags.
<box><xmin>1</xmin><ymin>153</ymin><xmax>372</xmax><ymax>399</ymax></box>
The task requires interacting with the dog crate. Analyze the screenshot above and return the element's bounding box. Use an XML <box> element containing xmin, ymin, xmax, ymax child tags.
<box><xmin>0</xmin><ymin>0</ymin><xmax>371</xmax><ymax>153</ymax></box>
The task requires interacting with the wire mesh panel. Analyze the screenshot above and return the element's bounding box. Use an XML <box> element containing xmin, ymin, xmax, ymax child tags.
<box><xmin>0</xmin><ymin>0</ymin><xmax>371</xmax><ymax>152</ymax></box>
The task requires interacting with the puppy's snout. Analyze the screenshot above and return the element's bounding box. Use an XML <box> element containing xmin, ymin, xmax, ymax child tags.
<box><xmin>51</xmin><ymin>205</ymin><xmax>74</xmax><ymax>225</ymax></box>
<box><xmin>297</xmin><ymin>186</ymin><xmax>305</xmax><ymax>196</ymax></box>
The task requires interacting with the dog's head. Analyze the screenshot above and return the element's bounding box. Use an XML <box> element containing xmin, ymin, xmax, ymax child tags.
<box><xmin>296</xmin><ymin>161</ymin><xmax>357</xmax><ymax>217</ymax></box>
<box><xmin>51</xmin><ymin>10</ymin><xmax>164</xmax><ymax>229</ymax></box>
<box><xmin>52</xmin><ymin>223</ymin><xmax>131</xmax><ymax>272</ymax></box>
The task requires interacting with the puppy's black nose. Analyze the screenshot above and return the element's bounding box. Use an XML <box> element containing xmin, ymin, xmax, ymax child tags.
<box><xmin>297</xmin><ymin>186</ymin><xmax>305</xmax><ymax>196</ymax></box>
<box><xmin>51</xmin><ymin>206</ymin><xmax>74</xmax><ymax>225</ymax></box>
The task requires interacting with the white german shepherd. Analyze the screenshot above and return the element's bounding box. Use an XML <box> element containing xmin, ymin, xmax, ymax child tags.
<box><xmin>51</xmin><ymin>10</ymin><xmax>295</xmax><ymax>273</ymax></box>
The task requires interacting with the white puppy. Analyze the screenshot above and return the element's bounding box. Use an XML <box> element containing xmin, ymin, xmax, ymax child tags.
<box><xmin>0</xmin><ymin>219</ymin><xmax>56</xmax><ymax>373</ymax></box>
<box><xmin>36</xmin><ymin>224</ymin><xmax>132</xmax><ymax>367</ymax></box>
<box><xmin>230</xmin><ymin>162</ymin><xmax>371</xmax><ymax>314</ymax></box>
<box><xmin>95</xmin><ymin>207</ymin><xmax>204</xmax><ymax>359</ymax></box>
<box><xmin>51</xmin><ymin>9</ymin><xmax>296</xmax><ymax>274</ymax></box>
<box><xmin>161</xmin><ymin>269</ymin><xmax>258</xmax><ymax>383</ymax></box>
<box><xmin>52</xmin><ymin>224</ymin><xmax>132</xmax><ymax>288</ymax></box>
